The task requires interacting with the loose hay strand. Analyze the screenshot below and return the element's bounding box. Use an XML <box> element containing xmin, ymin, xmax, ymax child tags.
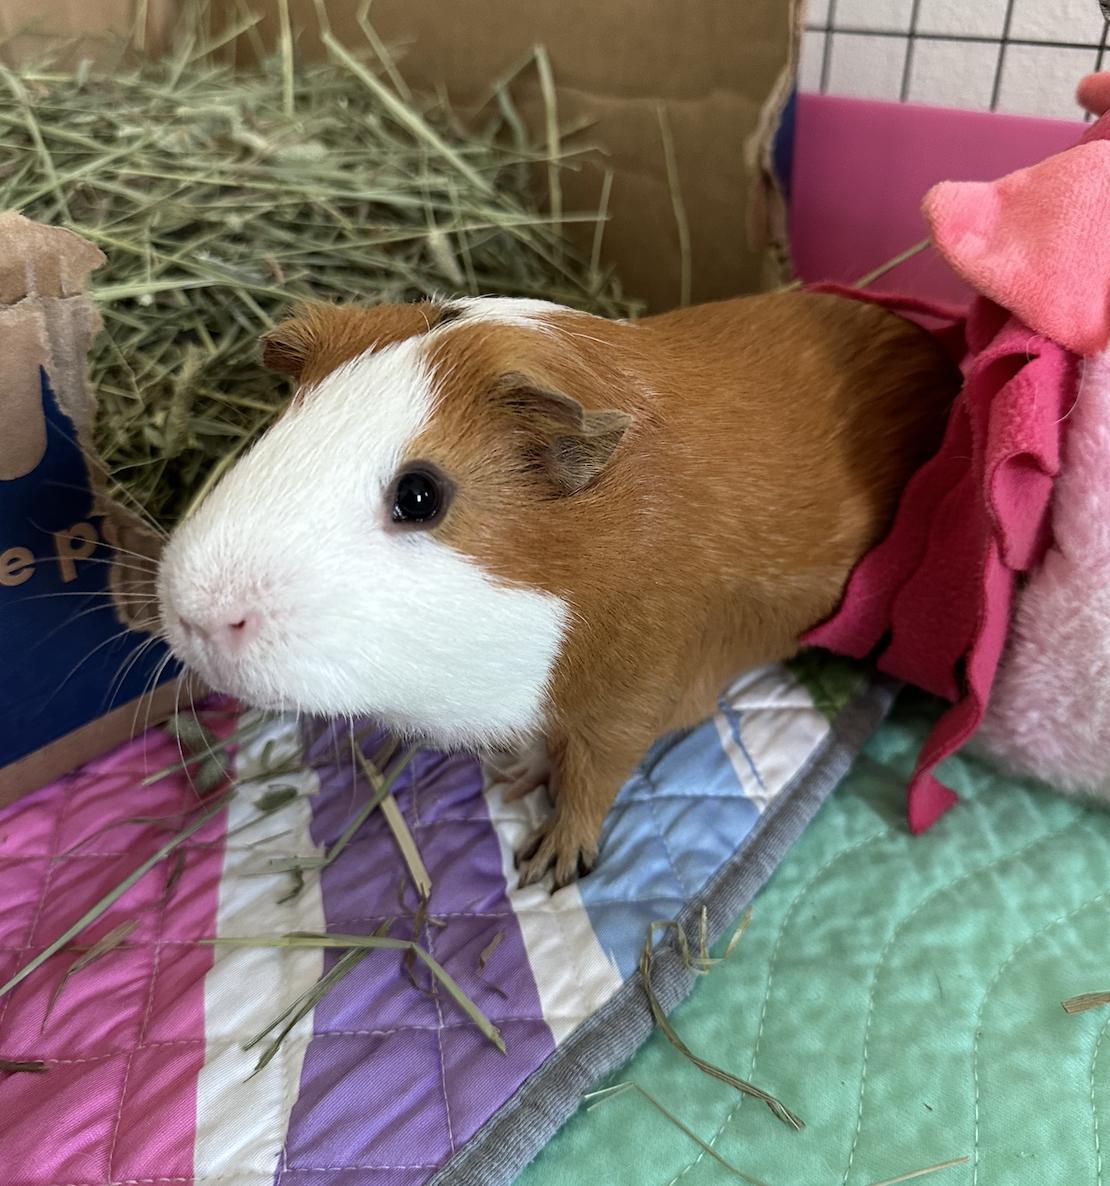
<box><xmin>379</xmin><ymin>792</ymin><xmax>433</xmax><ymax>900</ymax></box>
<box><xmin>210</xmin><ymin>932</ymin><xmax>505</xmax><ymax>1053</ymax></box>
<box><xmin>276</xmin><ymin>0</ymin><xmax>295</xmax><ymax>116</ymax></box>
<box><xmin>656</xmin><ymin>100</ymin><xmax>691</xmax><ymax>308</ymax></box>
<box><xmin>586</xmin><ymin>1082</ymin><xmax>772</xmax><ymax>1186</ymax></box>
<box><xmin>1063</xmin><ymin>990</ymin><xmax>1110</xmax><ymax>1015</ymax></box>
<box><xmin>865</xmin><ymin>1157</ymin><xmax>970</xmax><ymax>1186</ymax></box>
<box><xmin>639</xmin><ymin>919</ymin><xmax>803</xmax><ymax>1131</ymax></box>
<box><xmin>42</xmin><ymin>919</ymin><xmax>139</xmax><ymax>1028</ymax></box>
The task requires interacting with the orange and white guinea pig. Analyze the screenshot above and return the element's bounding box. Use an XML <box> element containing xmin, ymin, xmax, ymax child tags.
<box><xmin>157</xmin><ymin>293</ymin><xmax>960</xmax><ymax>887</ymax></box>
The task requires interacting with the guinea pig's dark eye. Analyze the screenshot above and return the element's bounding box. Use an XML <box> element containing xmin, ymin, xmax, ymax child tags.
<box><xmin>391</xmin><ymin>467</ymin><xmax>448</xmax><ymax>526</ymax></box>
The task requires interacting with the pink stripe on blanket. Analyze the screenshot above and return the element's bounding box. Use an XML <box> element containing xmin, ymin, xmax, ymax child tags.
<box><xmin>0</xmin><ymin>708</ymin><xmax>235</xmax><ymax>1186</ymax></box>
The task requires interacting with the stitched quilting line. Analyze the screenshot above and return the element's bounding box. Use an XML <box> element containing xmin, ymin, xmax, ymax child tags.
<box><xmin>641</xmin><ymin>765</ymin><xmax>692</xmax><ymax>904</ymax></box>
<box><xmin>0</xmin><ymin>773</ymin><xmax>73</xmax><ymax>1041</ymax></box>
<box><xmin>1091</xmin><ymin>1016</ymin><xmax>1110</xmax><ymax>1186</ymax></box>
<box><xmin>0</xmin><ymin>1021</ymin><xmax>563</xmax><ymax>1068</ymax></box>
<box><xmin>844</xmin><ymin>816</ymin><xmax>1087</xmax><ymax>1186</ymax></box>
<box><xmin>716</xmin><ymin>702</ymin><xmax>767</xmax><ymax>794</ymax></box>
<box><xmin>663</xmin><ymin>827</ymin><xmax>892</xmax><ymax>1186</ymax></box>
<box><xmin>109</xmin><ymin>788</ymin><xmax>203</xmax><ymax>1181</ymax></box>
<box><xmin>972</xmin><ymin>886</ymin><xmax>1110</xmax><ymax>1186</ymax></box>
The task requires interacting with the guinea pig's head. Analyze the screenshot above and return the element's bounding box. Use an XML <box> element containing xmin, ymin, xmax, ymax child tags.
<box><xmin>157</xmin><ymin>297</ymin><xmax>634</xmax><ymax>748</ymax></box>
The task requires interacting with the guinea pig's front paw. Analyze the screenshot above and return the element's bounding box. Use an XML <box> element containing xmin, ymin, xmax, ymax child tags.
<box><xmin>514</xmin><ymin>809</ymin><xmax>598</xmax><ymax>891</ymax></box>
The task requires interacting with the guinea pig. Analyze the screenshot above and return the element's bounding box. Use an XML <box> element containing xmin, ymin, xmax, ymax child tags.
<box><xmin>157</xmin><ymin>292</ymin><xmax>961</xmax><ymax>887</ymax></box>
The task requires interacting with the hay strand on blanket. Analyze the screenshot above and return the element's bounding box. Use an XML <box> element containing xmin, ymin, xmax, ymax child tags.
<box><xmin>778</xmin><ymin>237</ymin><xmax>933</xmax><ymax>294</ymax></box>
<box><xmin>478</xmin><ymin>931</ymin><xmax>504</xmax><ymax>971</ymax></box>
<box><xmin>1063</xmin><ymin>990</ymin><xmax>1110</xmax><ymax>1014</ymax></box>
<box><xmin>586</xmin><ymin>1083</ymin><xmax>967</xmax><ymax>1186</ymax></box>
<box><xmin>210</xmin><ymin>931</ymin><xmax>504</xmax><ymax>1053</ymax></box>
<box><xmin>639</xmin><ymin>919</ymin><xmax>803</xmax><ymax>1130</ymax></box>
<box><xmin>865</xmin><ymin>1157</ymin><xmax>970</xmax><ymax>1186</ymax></box>
<box><xmin>42</xmin><ymin>919</ymin><xmax>139</xmax><ymax>1028</ymax></box>
<box><xmin>586</xmin><ymin>1082</ymin><xmax>771</xmax><ymax>1186</ymax></box>
<box><xmin>241</xmin><ymin>919</ymin><xmax>395</xmax><ymax>1076</ymax></box>
<box><xmin>0</xmin><ymin>2</ymin><xmax>637</xmax><ymax>526</ymax></box>
<box><xmin>357</xmin><ymin>748</ymin><xmax>432</xmax><ymax>900</ymax></box>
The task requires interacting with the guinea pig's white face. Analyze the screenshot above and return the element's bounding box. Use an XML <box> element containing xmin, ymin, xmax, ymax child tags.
<box><xmin>157</xmin><ymin>327</ymin><xmax>570</xmax><ymax>749</ymax></box>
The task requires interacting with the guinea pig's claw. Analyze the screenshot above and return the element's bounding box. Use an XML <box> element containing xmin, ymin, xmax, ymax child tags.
<box><xmin>514</xmin><ymin>816</ymin><xmax>598</xmax><ymax>891</ymax></box>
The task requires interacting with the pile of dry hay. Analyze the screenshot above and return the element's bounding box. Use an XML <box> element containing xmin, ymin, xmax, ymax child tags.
<box><xmin>0</xmin><ymin>10</ymin><xmax>636</xmax><ymax>524</ymax></box>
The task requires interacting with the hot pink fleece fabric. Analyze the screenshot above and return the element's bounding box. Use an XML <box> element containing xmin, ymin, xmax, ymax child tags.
<box><xmin>803</xmin><ymin>88</ymin><xmax>1110</xmax><ymax>831</ymax></box>
<box><xmin>803</xmin><ymin>298</ymin><xmax>1075</xmax><ymax>832</ymax></box>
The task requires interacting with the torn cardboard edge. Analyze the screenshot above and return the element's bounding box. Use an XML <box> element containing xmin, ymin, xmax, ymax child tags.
<box><xmin>0</xmin><ymin>681</ymin><xmax>186</xmax><ymax>808</ymax></box>
<box><xmin>745</xmin><ymin>0</ymin><xmax>805</xmax><ymax>290</ymax></box>
<box><xmin>0</xmin><ymin>211</ymin><xmax>178</xmax><ymax>801</ymax></box>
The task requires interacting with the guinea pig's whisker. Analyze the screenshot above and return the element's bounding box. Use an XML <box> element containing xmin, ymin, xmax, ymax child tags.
<box><xmin>16</xmin><ymin>552</ymin><xmax>158</xmax><ymax>579</ymax></box>
<box><xmin>126</xmin><ymin>648</ymin><xmax>175</xmax><ymax>766</ymax></box>
<box><xmin>36</xmin><ymin>416</ymin><xmax>168</xmax><ymax>542</ymax></box>
<box><xmin>184</xmin><ymin>679</ymin><xmax>228</xmax><ymax>797</ymax></box>
<box><xmin>156</xmin><ymin>672</ymin><xmax>188</xmax><ymax>785</ymax></box>
<box><xmin>29</xmin><ymin>600</ymin><xmax>150</xmax><ymax>649</ymax></box>
<box><xmin>112</xmin><ymin>635</ymin><xmax>163</xmax><ymax>712</ymax></box>
<box><xmin>96</xmin><ymin>538</ymin><xmax>164</xmax><ymax>567</ymax></box>
<box><xmin>40</xmin><ymin>625</ymin><xmax>161</xmax><ymax>715</ymax></box>
<box><xmin>15</xmin><ymin>590</ymin><xmax>153</xmax><ymax>604</ymax></box>
<box><xmin>35</xmin><ymin>482</ymin><xmax>164</xmax><ymax>546</ymax></box>
<box><xmin>24</xmin><ymin>520</ymin><xmax>160</xmax><ymax>571</ymax></box>
<box><xmin>110</xmin><ymin>631</ymin><xmax>169</xmax><ymax>720</ymax></box>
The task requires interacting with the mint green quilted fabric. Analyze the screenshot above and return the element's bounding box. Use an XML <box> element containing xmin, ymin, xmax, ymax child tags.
<box><xmin>518</xmin><ymin>692</ymin><xmax>1110</xmax><ymax>1186</ymax></box>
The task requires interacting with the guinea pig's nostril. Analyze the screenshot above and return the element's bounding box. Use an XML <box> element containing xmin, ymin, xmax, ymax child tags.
<box><xmin>221</xmin><ymin>612</ymin><xmax>258</xmax><ymax>648</ymax></box>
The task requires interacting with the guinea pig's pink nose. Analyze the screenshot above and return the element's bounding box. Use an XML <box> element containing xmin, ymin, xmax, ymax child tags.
<box><xmin>179</xmin><ymin>609</ymin><xmax>259</xmax><ymax>651</ymax></box>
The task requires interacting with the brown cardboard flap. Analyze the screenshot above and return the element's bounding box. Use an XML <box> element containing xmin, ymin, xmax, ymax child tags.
<box><xmin>0</xmin><ymin>0</ymin><xmax>176</xmax><ymax>66</ymax></box>
<box><xmin>0</xmin><ymin>214</ymin><xmax>106</xmax><ymax>485</ymax></box>
<box><xmin>0</xmin><ymin>212</ymin><xmax>167</xmax><ymax>807</ymax></box>
<box><xmin>0</xmin><ymin>212</ymin><xmax>105</xmax><ymax>302</ymax></box>
<box><xmin>0</xmin><ymin>304</ymin><xmax>51</xmax><ymax>479</ymax></box>
<box><xmin>0</xmin><ymin>213</ymin><xmax>163</xmax><ymax>625</ymax></box>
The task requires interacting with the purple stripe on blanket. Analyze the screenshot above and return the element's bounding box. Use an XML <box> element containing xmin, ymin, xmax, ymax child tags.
<box><xmin>276</xmin><ymin>731</ymin><xmax>555</xmax><ymax>1185</ymax></box>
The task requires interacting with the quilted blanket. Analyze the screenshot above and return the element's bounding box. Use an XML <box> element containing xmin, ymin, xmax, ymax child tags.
<box><xmin>520</xmin><ymin>692</ymin><xmax>1110</xmax><ymax>1186</ymax></box>
<box><xmin>0</xmin><ymin>656</ymin><xmax>885</xmax><ymax>1186</ymax></box>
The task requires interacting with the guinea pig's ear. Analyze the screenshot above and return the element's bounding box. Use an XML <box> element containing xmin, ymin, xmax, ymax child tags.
<box><xmin>498</xmin><ymin>373</ymin><xmax>631</xmax><ymax>495</ymax></box>
<box><xmin>259</xmin><ymin>312</ymin><xmax>318</xmax><ymax>378</ymax></box>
